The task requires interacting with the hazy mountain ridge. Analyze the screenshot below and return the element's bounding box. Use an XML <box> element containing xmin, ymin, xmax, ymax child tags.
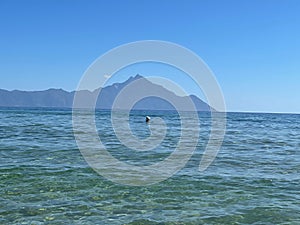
<box><xmin>0</xmin><ymin>75</ymin><xmax>213</xmax><ymax>111</ymax></box>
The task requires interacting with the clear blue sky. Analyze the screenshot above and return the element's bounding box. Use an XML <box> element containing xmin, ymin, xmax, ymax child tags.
<box><xmin>0</xmin><ymin>0</ymin><xmax>299</xmax><ymax>113</ymax></box>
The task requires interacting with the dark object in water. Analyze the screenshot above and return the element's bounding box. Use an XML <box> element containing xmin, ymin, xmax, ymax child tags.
<box><xmin>145</xmin><ymin>116</ymin><xmax>150</xmax><ymax>123</ymax></box>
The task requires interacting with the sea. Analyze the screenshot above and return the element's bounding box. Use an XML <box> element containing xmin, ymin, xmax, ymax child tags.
<box><xmin>0</xmin><ymin>108</ymin><xmax>299</xmax><ymax>224</ymax></box>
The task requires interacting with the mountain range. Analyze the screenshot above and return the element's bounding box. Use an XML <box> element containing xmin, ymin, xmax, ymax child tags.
<box><xmin>0</xmin><ymin>75</ymin><xmax>213</xmax><ymax>111</ymax></box>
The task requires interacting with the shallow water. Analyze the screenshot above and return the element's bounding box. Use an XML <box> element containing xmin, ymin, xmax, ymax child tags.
<box><xmin>0</xmin><ymin>108</ymin><xmax>299</xmax><ymax>224</ymax></box>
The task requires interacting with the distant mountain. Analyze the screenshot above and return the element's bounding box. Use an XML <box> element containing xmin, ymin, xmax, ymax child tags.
<box><xmin>0</xmin><ymin>88</ymin><xmax>74</xmax><ymax>108</ymax></box>
<box><xmin>0</xmin><ymin>75</ymin><xmax>213</xmax><ymax>111</ymax></box>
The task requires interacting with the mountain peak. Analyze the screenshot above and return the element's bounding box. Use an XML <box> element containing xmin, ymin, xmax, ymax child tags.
<box><xmin>134</xmin><ymin>74</ymin><xmax>143</xmax><ymax>79</ymax></box>
<box><xmin>121</xmin><ymin>74</ymin><xmax>146</xmax><ymax>87</ymax></box>
<box><xmin>126</xmin><ymin>74</ymin><xmax>143</xmax><ymax>82</ymax></box>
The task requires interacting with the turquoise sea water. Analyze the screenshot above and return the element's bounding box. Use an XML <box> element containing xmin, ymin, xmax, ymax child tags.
<box><xmin>0</xmin><ymin>108</ymin><xmax>299</xmax><ymax>224</ymax></box>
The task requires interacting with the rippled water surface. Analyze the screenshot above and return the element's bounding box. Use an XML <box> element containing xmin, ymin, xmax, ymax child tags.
<box><xmin>0</xmin><ymin>108</ymin><xmax>299</xmax><ymax>224</ymax></box>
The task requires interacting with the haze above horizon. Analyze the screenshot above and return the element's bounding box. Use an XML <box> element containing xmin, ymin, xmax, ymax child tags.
<box><xmin>1</xmin><ymin>0</ymin><xmax>299</xmax><ymax>113</ymax></box>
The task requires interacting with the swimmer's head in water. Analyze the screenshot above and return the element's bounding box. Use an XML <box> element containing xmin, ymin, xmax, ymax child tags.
<box><xmin>145</xmin><ymin>116</ymin><xmax>150</xmax><ymax>123</ymax></box>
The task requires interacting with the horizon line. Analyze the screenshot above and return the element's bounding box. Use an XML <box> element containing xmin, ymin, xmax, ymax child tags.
<box><xmin>0</xmin><ymin>106</ymin><xmax>299</xmax><ymax>115</ymax></box>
